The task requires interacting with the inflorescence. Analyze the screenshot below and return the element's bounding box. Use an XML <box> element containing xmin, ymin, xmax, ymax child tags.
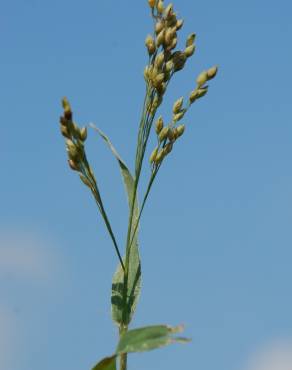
<box><xmin>144</xmin><ymin>1</ymin><xmax>218</xmax><ymax>169</ymax></box>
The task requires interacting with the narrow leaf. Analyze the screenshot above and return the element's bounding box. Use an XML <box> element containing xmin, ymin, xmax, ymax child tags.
<box><xmin>91</xmin><ymin>356</ymin><xmax>116</xmax><ymax>370</ymax></box>
<box><xmin>116</xmin><ymin>325</ymin><xmax>190</xmax><ymax>354</ymax></box>
<box><xmin>90</xmin><ymin>124</ymin><xmax>141</xmax><ymax>326</ymax></box>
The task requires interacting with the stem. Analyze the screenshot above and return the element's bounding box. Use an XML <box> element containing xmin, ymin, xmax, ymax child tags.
<box><xmin>80</xmin><ymin>160</ymin><xmax>125</xmax><ymax>271</ymax></box>
<box><xmin>119</xmin><ymin>353</ymin><xmax>127</xmax><ymax>370</ymax></box>
<box><xmin>119</xmin><ymin>326</ymin><xmax>128</xmax><ymax>370</ymax></box>
<box><xmin>128</xmin><ymin>169</ymin><xmax>157</xmax><ymax>251</ymax></box>
<box><xmin>124</xmin><ymin>87</ymin><xmax>152</xmax><ymax>274</ymax></box>
<box><xmin>98</xmin><ymin>199</ymin><xmax>125</xmax><ymax>271</ymax></box>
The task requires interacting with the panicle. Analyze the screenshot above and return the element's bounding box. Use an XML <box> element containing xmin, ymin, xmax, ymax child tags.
<box><xmin>141</xmin><ymin>0</ymin><xmax>218</xmax><ymax>169</ymax></box>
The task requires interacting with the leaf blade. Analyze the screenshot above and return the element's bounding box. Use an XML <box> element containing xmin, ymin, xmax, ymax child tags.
<box><xmin>116</xmin><ymin>325</ymin><xmax>190</xmax><ymax>354</ymax></box>
<box><xmin>91</xmin><ymin>124</ymin><xmax>141</xmax><ymax>326</ymax></box>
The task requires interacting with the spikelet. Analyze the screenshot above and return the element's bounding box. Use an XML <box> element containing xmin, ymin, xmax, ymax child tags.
<box><xmin>186</xmin><ymin>33</ymin><xmax>196</xmax><ymax>47</ymax></box>
<box><xmin>154</xmin><ymin>149</ymin><xmax>165</xmax><ymax>163</ymax></box>
<box><xmin>155</xmin><ymin>20</ymin><xmax>164</xmax><ymax>34</ymax></box>
<box><xmin>172</xmin><ymin>51</ymin><xmax>187</xmax><ymax>72</ymax></box>
<box><xmin>173</xmin><ymin>110</ymin><xmax>185</xmax><ymax>122</ymax></box>
<box><xmin>154</xmin><ymin>52</ymin><xmax>165</xmax><ymax>69</ymax></box>
<box><xmin>176</xmin><ymin>124</ymin><xmax>185</xmax><ymax>137</ymax></box>
<box><xmin>173</xmin><ymin>97</ymin><xmax>184</xmax><ymax>114</ymax></box>
<box><xmin>148</xmin><ymin>0</ymin><xmax>156</xmax><ymax>8</ymax></box>
<box><xmin>150</xmin><ymin>147</ymin><xmax>159</xmax><ymax>163</ymax></box>
<box><xmin>185</xmin><ymin>44</ymin><xmax>195</xmax><ymax>57</ymax></box>
<box><xmin>145</xmin><ymin>35</ymin><xmax>156</xmax><ymax>55</ymax></box>
<box><xmin>196</xmin><ymin>71</ymin><xmax>208</xmax><ymax>86</ymax></box>
<box><xmin>156</xmin><ymin>29</ymin><xmax>165</xmax><ymax>47</ymax></box>
<box><xmin>207</xmin><ymin>66</ymin><xmax>218</xmax><ymax>80</ymax></box>
<box><xmin>68</xmin><ymin>159</ymin><xmax>79</xmax><ymax>171</ymax></box>
<box><xmin>163</xmin><ymin>142</ymin><xmax>173</xmax><ymax>155</ymax></box>
<box><xmin>80</xmin><ymin>127</ymin><xmax>87</xmax><ymax>141</ymax></box>
<box><xmin>164</xmin><ymin>4</ymin><xmax>174</xmax><ymax>18</ymax></box>
<box><xmin>176</xmin><ymin>19</ymin><xmax>184</xmax><ymax>30</ymax></box>
<box><xmin>157</xmin><ymin>0</ymin><xmax>164</xmax><ymax>13</ymax></box>
<box><xmin>155</xmin><ymin>116</ymin><xmax>164</xmax><ymax>134</ymax></box>
<box><xmin>158</xmin><ymin>126</ymin><xmax>169</xmax><ymax>141</ymax></box>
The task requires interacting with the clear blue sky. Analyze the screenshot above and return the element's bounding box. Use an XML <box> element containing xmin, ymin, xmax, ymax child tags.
<box><xmin>1</xmin><ymin>1</ymin><xmax>292</xmax><ymax>370</ymax></box>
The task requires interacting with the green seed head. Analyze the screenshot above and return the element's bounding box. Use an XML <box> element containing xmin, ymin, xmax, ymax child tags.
<box><xmin>154</xmin><ymin>149</ymin><xmax>165</xmax><ymax>163</ymax></box>
<box><xmin>159</xmin><ymin>126</ymin><xmax>169</xmax><ymax>141</ymax></box>
<box><xmin>173</xmin><ymin>110</ymin><xmax>185</xmax><ymax>122</ymax></box>
<box><xmin>167</xmin><ymin>128</ymin><xmax>175</xmax><ymax>141</ymax></box>
<box><xmin>153</xmin><ymin>73</ymin><xmax>165</xmax><ymax>88</ymax></box>
<box><xmin>150</xmin><ymin>147</ymin><xmax>159</xmax><ymax>163</ymax></box>
<box><xmin>176</xmin><ymin>124</ymin><xmax>185</xmax><ymax>137</ymax></box>
<box><xmin>189</xmin><ymin>89</ymin><xmax>198</xmax><ymax>104</ymax></box>
<box><xmin>207</xmin><ymin>65</ymin><xmax>218</xmax><ymax>80</ymax></box>
<box><xmin>155</xmin><ymin>52</ymin><xmax>165</xmax><ymax>69</ymax></box>
<box><xmin>156</xmin><ymin>29</ymin><xmax>165</xmax><ymax>47</ymax></box>
<box><xmin>68</xmin><ymin>159</ymin><xmax>79</xmax><ymax>171</ymax></box>
<box><xmin>80</xmin><ymin>127</ymin><xmax>87</xmax><ymax>141</ymax></box>
<box><xmin>155</xmin><ymin>20</ymin><xmax>164</xmax><ymax>34</ymax></box>
<box><xmin>172</xmin><ymin>51</ymin><xmax>187</xmax><ymax>72</ymax></box>
<box><xmin>176</xmin><ymin>19</ymin><xmax>184</xmax><ymax>30</ymax></box>
<box><xmin>62</xmin><ymin>97</ymin><xmax>72</xmax><ymax>120</ymax></box>
<box><xmin>157</xmin><ymin>0</ymin><xmax>164</xmax><ymax>13</ymax></box>
<box><xmin>186</xmin><ymin>33</ymin><xmax>196</xmax><ymax>47</ymax></box>
<box><xmin>169</xmin><ymin>37</ymin><xmax>177</xmax><ymax>50</ymax></box>
<box><xmin>185</xmin><ymin>44</ymin><xmax>195</xmax><ymax>58</ymax></box>
<box><xmin>166</xmin><ymin>60</ymin><xmax>174</xmax><ymax>72</ymax></box>
<box><xmin>196</xmin><ymin>70</ymin><xmax>208</xmax><ymax>86</ymax></box>
<box><xmin>163</xmin><ymin>142</ymin><xmax>173</xmax><ymax>155</ymax></box>
<box><xmin>60</xmin><ymin>125</ymin><xmax>70</xmax><ymax>139</ymax></box>
<box><xmin>165</xmin><ymin>27</ymin><xmax>176</xmax><ymax>46</ymax></box>
<box><xmin>173</xmin><ymin>97</ymin><xmax>184</xmax><ymax>114</ymax></box>
<box><xmin>145</xmin><ymin>34</ymin><xmax>156</xmax><ymax>55</ymax></box>
<box><xmin>197</xmin><ymin>87</ymin><xmax>208</xmax><ymax>98</ymax></box>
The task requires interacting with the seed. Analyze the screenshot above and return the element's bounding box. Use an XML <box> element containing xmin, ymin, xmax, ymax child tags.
<box><xmin>207</xmin><ymin>65</ymin><xmax>218</xmax><ymax>80</ymax></box>
<box><xmin>196</xmin><ymin>71</ymin><xmax>208</xmax><ymax>87</ymax></box>
<box><xmin>173</xmin><ymin>97</ymin><xmax>184</xmax><ymax>114</ymax></box>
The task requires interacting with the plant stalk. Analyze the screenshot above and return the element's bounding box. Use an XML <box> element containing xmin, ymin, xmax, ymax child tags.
<box><xmin>119</xmin><ymin>325</ymin><xmax>128</xmax><ymax>370</ymax></box>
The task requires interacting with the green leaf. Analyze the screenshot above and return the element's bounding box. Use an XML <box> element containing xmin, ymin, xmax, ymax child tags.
<box><xmin>116</xmin><ymin>325</ymin><xmax>190</xmax><ymax>354</ymax></box>
<box><xmin>90</xmin><ymin>326</ymin><xmax>189</xmax><ymax>369</ymax></box>
<box><xmin>91</xmin><ymin>356</ymin><xmax>116</xmax><ymax>370</ymax></box>
<box><xmin>91</xmin><ymin>124</ymin><xmax>141</xmax><ymax>326</ymax></box>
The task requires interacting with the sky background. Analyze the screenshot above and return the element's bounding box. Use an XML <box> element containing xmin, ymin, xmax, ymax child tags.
<box><xmin>1</xmin><ymin>0</ymin><xmax>292</xmax><ymax>369</ymax></box>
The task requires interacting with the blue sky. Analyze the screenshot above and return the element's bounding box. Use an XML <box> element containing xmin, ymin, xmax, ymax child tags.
<box><xmin>1</xmin><ymin>0</ymin><xmax>292</xmax><ymax>370</ymax></box>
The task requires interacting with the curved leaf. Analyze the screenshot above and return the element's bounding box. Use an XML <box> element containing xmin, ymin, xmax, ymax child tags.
<box><xmin>90</xmin><ymin>124</ymin><xmax>141</xmax><ymax>326</ymax></box>
<box><xmin>116</xmin><ymin>325</ymin><xmax>190</xmax><ymax>354</ymax></box>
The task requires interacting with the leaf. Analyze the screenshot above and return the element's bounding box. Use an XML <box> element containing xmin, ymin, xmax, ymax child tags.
<box><xmin>90</xmin><ymin>124</ymin><xmax>141</xmax><ymax>326</ymax></box>
<box><xmin>91</xmin><ymin>326</ymin><xmax>189</xmax><ymax>369</ymax></box>
<box><xmin>116</xmin><ymin>325</ymin><xmax>190</xmax><ymax>354</ymax></box>
<box><xmin>91</xmin><ymin>356</ymin><xmax>116</xmax><ymax>370</ymax></box>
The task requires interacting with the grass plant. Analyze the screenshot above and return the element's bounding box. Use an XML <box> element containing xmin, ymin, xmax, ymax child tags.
<box><xmin>58</xmin><ymin>1</ymin><xmax>217</xmax><ymax>369</ymax></box>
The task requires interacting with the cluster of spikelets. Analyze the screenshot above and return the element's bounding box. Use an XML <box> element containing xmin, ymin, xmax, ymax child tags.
<box><xmin>145</xmin><ymin>0</ymin><xmax>218</xmax><ymax>167</ymax></box>
<box><xmin>59</xmin><ymin>1</ymin><xmax>217</xmax><ymax>184</ymax></box>
<box><xmin>59</xmin><ymin>98</ymin><xmax>99</xmax><ymax>192</ymax></box>
<box><xmin>59</xmin><ymin>99</ymin><xmax>87</xmax><ymax>170</ymax></box>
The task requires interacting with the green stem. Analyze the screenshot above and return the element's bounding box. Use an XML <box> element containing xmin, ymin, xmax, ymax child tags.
<box><xmin>128</xmin><ymin>169</ymin><xmax>158</xmax><ymax>252</ymax></box>
<box><xmin>80</xmin><ymin>161</ymin><xmax>125</xmax><ymax>271</ymax></box>
<box><xmin>119</xmin><ymin>325</ymin><xmax>128</xmax><ymax>370</ymax></box>
<box><xmin>98</xmin><ymin>199</ymin><xmax>125</xmax><ymax>271</ymax></box>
